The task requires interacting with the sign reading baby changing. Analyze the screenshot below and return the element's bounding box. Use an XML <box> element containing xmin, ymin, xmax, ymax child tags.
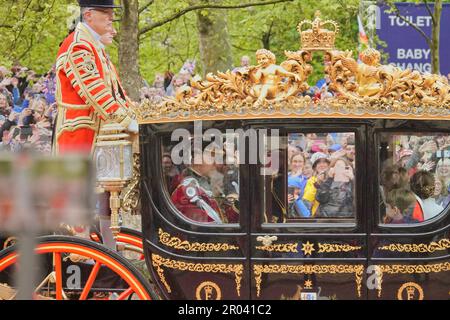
<box><xmin>377</xmin><ymin>3</ymin><xmax>450</xmax><ymax>75</ymax></box>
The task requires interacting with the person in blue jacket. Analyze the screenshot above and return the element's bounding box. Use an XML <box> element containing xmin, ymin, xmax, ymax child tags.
<box><xmin>287</xmin><ymin>175</ymin><xmax>311</xmax><ymax>218</ymax></box>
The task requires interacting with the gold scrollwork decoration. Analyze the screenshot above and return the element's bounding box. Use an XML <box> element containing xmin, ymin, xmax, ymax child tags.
<box><xmin>253</xmin><ymin>264</ymin><xmax>364</xmax><ymax>298</ymax></box>
<box><xmin>120</xmin><ymin>153</ymin><xmax>140</xmax><ymax>215</ymax></box>
<box><xmin>158</xmin><ymin>228</ymin><xmax>239</xmax><ymax>252</ymax></box>
<box><xmin>255</xmin><ymin>241</ymin><xmax>361</xmax><ymax>254</ymax></box>
<box><xmin>375</xmin><ymin>262</ymin><xmax>450</xmax><ymax>298</ymax></box>
<box><xmin>378</xmin><ymin>238</ymin><xmax>450</xmax><ymax>253</ymax></box>
<box><xmin>256</xmin><ymin>243</ymin><xmax>298</xmax><ymax>253</ymax></box>
<box><xmin>318</xmin><ymin>243</ymin><xmax>362</xmax><ymax>253</ymax></box>
<box><xmin>151</xmin><ymin>254</ymin><xmax>243</xmax><ymax>297</ymax></box>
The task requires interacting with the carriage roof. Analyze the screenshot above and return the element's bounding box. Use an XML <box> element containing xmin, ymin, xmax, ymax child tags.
<box><xmin>134</xmin><ymin>11</ymin><xmax>450</xmax><ymax>125</ymax></box>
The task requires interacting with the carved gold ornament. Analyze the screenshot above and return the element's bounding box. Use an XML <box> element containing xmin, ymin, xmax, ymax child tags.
<box><xmin>378</xmin><ymin>238</ymin><xmax>450</xmax><ymax>253</ymax></box>
<box><xmin>151</xmin><ymin>254</ymin><xmax>243</xmax><ymax>297</ymax></box>
<box><xmin>298</xmin><ymin>10</ymin><xmax>339</xmax><ymax>51</ymax></box>
<box><xmin>158</xmin><ymin>228</ymin><xmax>239</xmax><ymax>252</ymax></box>
<box><xmin>375</xmin><ymin>262</ymin><xmax>450</xmax><ymax>297</ymax></box>
<box><xmin>134</xmin><ymin>11</ymin><xmax>450</xmax><ymax>124</ymax></box>
<box><xmin>397</xmin><ymin>282</ymin><xmax>424</xmax><ymax>300</ymax></box>
<box><xmin>253</xmin><ymin>264</ymin><xmax>364</xmax><ymax>298</ymax></box>
<box><xmin>120</xmin><ymin>153</ymin><xmax>140</xmax><ymax>215</ymax></box>
<box><xmin>256</xmin><ymin>235</ymin><xmax>278</xmax><ymax>247</ymax></box>
<box><xmin>195</xmin><ymin>281</ymin><xmax>222</xmax><ymax>300</ymax></box>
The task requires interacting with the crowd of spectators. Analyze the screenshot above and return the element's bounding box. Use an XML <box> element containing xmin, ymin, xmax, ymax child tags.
<box><xmin>286</xmin><ymin>132</ymin><xmax>356</xmax><ymax>219</ymax></box>
<box><xmin>139</xmin><ymin>60</ymin><xmax>197</xmax><ymax>104</ymax></box>
<box><xmin>379</xmin><ymin>133</ymin><xmax>450</xmax><ymax>223</ymax></box>
<box><xmin>0</xmin><ymin>64</ymin><xmax>57</xmax><ymax>154</ymax></box>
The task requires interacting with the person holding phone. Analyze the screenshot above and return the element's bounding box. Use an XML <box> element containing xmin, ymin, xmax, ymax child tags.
<box><xmin>315</xmin><ymin>158</ymin><xmax>355</xmax><ymax>218</ymax></box>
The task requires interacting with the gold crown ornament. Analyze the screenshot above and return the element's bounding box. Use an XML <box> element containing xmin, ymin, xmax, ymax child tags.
<box><xmin>298</xmin><ymin>10</ymin><xmax>339</xmax><ymax>51</ymax></box>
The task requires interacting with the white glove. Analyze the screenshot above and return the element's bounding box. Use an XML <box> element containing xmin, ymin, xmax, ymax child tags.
<box><xmin>127</xmin><ymin>119</ymin><xmax>139</xmax><ymax>133</ymax></box>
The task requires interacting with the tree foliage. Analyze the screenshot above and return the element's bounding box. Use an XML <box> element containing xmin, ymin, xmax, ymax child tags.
<box><xmin>0</xmin><ymin>0</ymin><xmax>76</xmax><ymax>74</ymax></box>
<box><xmin>0</xmin><ymin>0</ymin><xmax>360</xmax><ymax>85</ymax></box>
<box><xmin>137</xmin><ymin>0</ymin><xmax>360</xmax><ymax>85</ymax></box>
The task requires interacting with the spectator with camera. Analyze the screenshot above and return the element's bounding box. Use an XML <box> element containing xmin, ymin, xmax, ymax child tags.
<box><xmin>315</xmin><ymin>157</ymin><xmax>355</xmax><ymax>218</ymax></box>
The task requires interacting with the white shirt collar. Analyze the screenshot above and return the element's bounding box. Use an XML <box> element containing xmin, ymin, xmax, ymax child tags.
<box><xmin>82</xmin><ymin>22</ymin><xmax>105</xmax><ymax>49</ymax></box>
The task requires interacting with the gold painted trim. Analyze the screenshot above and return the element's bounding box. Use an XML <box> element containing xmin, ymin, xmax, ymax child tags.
<box><xmin>253</xmin><ymin>264</ymin><xmax>364</xmax><ymax>298</ymax></box>
<box><xmin>58</xmin><ymin>102</ymin><xmax>91</xmax><ymax>110</ymax></box>
<box><xmin>158</xmin><ymin>228</ymin><xmax>239</xmax><ymax>252</ymax></box>
<box><xmin>375</xmin><ymin>262</ymin><xmax>450</xmax><ymax>298</ymax></box>
<box><xmin>318</xmin><ymin>243</ymin><xmax>362</xmax><ymax>253</ymax></box>
<box><xmin>136</xmin><ymin>107</ymin><xmax>450</xmax><ymax>125</ymax></box>
<box><xmin>151</xmin><ymin>254</ymin><xmax>243</xmax><ymax>297</ymax></box>
<box><xmin>256</xmin><ymin>243</ymin><xmax>299</xmax><ymax>253</ymax></box>
<box><xmin>255</xmin><ymin>241</ymin><xmax>361</xmax><ymax>254</ymax></box>
<box><xmin>378</xmin><ymin>238</ymin><xmax>450</xmax><ymax>253</ymax></box>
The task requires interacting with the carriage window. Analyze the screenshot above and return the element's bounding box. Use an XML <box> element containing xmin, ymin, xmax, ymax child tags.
<box><xmin>261</xmin><ymin>132</ymin><xmax>356</xmax><ymax>223</ymax></box>
<box><xmin>161</xmin><ymin>133</ymin><xmax>240</xmax><ymax>225</ymax></box>
<box><xmin>379</xmin><ymin>132</ymin><xmax>450</xmax><ymax>224</ymax></box>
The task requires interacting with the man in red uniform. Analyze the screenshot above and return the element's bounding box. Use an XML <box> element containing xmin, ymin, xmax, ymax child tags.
<box><xmin>53</xmin><ymin>0</ymin><xmax>138</xmax><ymax>249</ymax></box>
<box><xmin>53</xmin><ymin>0</ymin><xmax>137</xmax><ymax>155</ymax></box>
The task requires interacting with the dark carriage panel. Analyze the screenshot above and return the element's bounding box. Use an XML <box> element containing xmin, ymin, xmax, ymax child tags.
<box><xmin>139</xmin><ymin>118</ymin><xmax>449</xmax><ymax>300</ymax></box>
<box><xmin>366</xmin><ymin>119</ymin><xmax>450</xmax><ymax>300</ymax></box>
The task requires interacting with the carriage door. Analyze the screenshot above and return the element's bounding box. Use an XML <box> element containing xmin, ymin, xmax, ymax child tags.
<box><xmin>368</xmin><ymin>124</ymin><xmax>450</xmax><ymax>300</ymax></box>
<box><xmin>249</xmin><ymin>122</ymin><xmax>369</xmax><ymax>300</ymax></box>
<box><xmin>140</xmin><ymin>122</ymin><xmax>251</xmax><ymax>300</ymax></box>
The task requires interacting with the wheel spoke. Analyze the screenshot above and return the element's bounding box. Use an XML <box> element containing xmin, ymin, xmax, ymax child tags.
<box><xmin>79</xmin><ymin>261</ymin><xmax>102</xmax><ymax>300</ymax></box>
<box><xmin>54</xmin><ymin>252</ymin><xmax>63</xmax><ymax>300</ymax></box>
<box><xmin>117</xmin><ymin>287</ymin><xmax>134</xmax><ymax>300</ymax></box>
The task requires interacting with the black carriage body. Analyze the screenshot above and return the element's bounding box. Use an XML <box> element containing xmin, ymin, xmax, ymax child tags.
<box><xmin>140</xmin><ymin>118</ymin><xmax>450</xmax><ymax>300</ymax></box>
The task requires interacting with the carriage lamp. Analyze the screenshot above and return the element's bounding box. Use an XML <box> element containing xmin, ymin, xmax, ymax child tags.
<box><xmin>94</xmin><ymin>123</ymin><xmax>133</xmax><ymax>237</ymax></box>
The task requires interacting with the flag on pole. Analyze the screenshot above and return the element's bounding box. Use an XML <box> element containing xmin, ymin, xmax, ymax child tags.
<box><xmin>358</xmin><ymin>15</ymin><xmax>369</xmax><ymax>45</ymax></box>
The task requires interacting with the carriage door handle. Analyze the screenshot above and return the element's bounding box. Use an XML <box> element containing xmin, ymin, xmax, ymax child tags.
<box><xmin>256</xmin><ymin>235</ymin><xmax>278</xmax><ymax>246</ymax></box>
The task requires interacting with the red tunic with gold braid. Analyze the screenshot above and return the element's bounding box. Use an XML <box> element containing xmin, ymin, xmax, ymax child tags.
<box><xmin>53</xmin><ymin>23</ymin><xmax>134</xmax><ymax>155</ymax></box>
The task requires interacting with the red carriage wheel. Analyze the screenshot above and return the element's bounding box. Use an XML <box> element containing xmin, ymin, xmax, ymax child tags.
<box><xmin>90</xmin><ymin>227</ymin><xmax>144</xmax><ymax>260</ymax></box>
<box><xmin>0</xmin><ymin>235</ymin><xmax>158</xmax><ymax>300</ymax></box>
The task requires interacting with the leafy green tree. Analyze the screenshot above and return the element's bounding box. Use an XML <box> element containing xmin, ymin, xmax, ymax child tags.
<box><xmin>137</xmin><ymin>0</ymin><xmax>360</xmax><ymax>86</ymax></box>
<box><xmin>0</xmin><ymin>0</ymin><xmax>76</xmax><ymax>74</ymax></box>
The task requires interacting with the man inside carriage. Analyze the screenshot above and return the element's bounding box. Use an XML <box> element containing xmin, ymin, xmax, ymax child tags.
<box><xmin>170</xmin><ymin>140</ymin><xmax>239</xmax><ymax>224</ymax></box>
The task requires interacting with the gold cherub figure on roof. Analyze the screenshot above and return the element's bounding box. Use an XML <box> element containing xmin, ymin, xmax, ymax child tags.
<box><xmin>249</xmin><ymin>49</ymin><xmax>302</xmax><ymax>105</ymax></box>
<box><xmin>338</xmin><ymin>48</ymin><xmax>384</xmax><ymax>97</ymax></box>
